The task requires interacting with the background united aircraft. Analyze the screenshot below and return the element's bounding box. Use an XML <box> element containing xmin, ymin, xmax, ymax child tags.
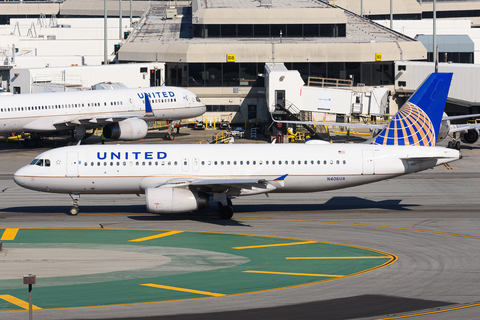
<box><xmin>0</xmin><ymin>86</ymin><xmax>205</xmax><ymax>146</ymax></box>
<box><xmin>14</xmin><ymin>73</ymin><xmax>459</xmax><ymax>219</ymax></box>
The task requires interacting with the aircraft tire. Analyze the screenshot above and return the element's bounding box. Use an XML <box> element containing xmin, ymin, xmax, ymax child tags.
<box><xmin>70</xmin><ymin>207</ymin><xmax>79</xmax><ymax>216</ymax></box>
<box><xmin>455</xmin><ymin>141</ymin><xmax>461</xmax><ymax>150</ymax></box>
<box><xmin>218</xmin><ymin>203</ymin><xmax>234</xmax><ymax>219</ymax></box>
<box><xmin>447</xmin><ymin>141</ymin><xmax>453</xmax><ymax>149</ymax></box>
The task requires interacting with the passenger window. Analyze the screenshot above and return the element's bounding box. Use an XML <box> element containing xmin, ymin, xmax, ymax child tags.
<box><xmin>84</xmin><ymin>162</ymin><xmax>88</xmax><ymax>166</ymax></box>
<box><xmin>117</xmin><ymin>162</ymin><xmax>120</xmax><ymax>166</ymax></box>
<box><xmin>336</xmin><ymin>160</ymin><xmax>340</xmax><ymax>164</ymax></box>
<box><xmin>246</xmin><ymin>161</ymin><xmax>250</xmax><ymax>165</ymax></box>
<box><xmin>253</xmin><ymin>161</ymin><xmax>256</xmax><ymax>165</ymax></box>
<box><xmin>240</xmin><ymin>161</ymin><xmax>243</xmax><ymax>165</ymax></box>
<box><xmin>97</xmin><ymin>162</ymin><xmax>100</xmax><ymax>166</ymax></box>
<box><xmin>136</xmin><ymin>162</ymin><xmax>139</xmax><ymax>166</ymax></box>
<box><xmin>272</xmin><ymin>161</ymin><xmax>275</xmax><ymax>165</ymax></box>
<box><xmin>214</xmin><ymin>161</ymin><xmax>218</xmax><ymax>165</ymax></box>
<box><xmin>227</xmin><ymin>161</ymin><xmax>230</xmax><ymax>165</ymax></box>
<box><xmin>324</xmin><ymin>160</ymin><xmax>327</xmax><ymax>165</ymax></box>
<box><xmin>221</xmin><ymin>161</ymin><xmax>224</xmax><ymax>165</ymax></box>
<box><xmin>330</xmin><ymin>160</ymin><xmax>333</xmax><ymax>164</ymax></box>
<box><xmin>174</xmin><ymin>161</ymin><xmax>177</xmax><ymax>166</ymax></box>
<box><xmin>168</xmin><ymin>161</ymin><xmax>171</xmax><ymax>166</ymax></box>
<box><xmin>124</xmin><ymin>162</ymin><xmax>127</xmax><ymax>166</ymax></box>
<box><xmin>201</xmin><ymin>161</ymin><xmax>205</xmax><ymax>165</ymax></box>
<box><xmin>104</xmin><ymin>162</ymin><xmax>107</xmax><ymax>166</ymax></box>
<box><xmin>142</xmin><ymin>162</ymin><xmax>145</xmax><ymax>166</ymax></box>
<box><xmin>91</xmin><ymin>162</ymin><xmax>94</xmax><ymax>166</ymax></box>
<box><xmin>279</xmin><ymin>161</ymin><xmax>282</xmax><ymax>165</ymax></box>
<box><xmin>110</xmin><ymin>162</ymin><xmax>113</xmax><ymax>166</ymax></box>
<box><xmin>343</xmin><ymin>160</ymin><xmax>346</xmax><ymax>164</ymax></box>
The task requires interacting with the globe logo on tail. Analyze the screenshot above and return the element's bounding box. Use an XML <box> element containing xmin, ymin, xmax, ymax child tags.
<box><xmin>372</xmin><ymin>102</ymin><xmax>436</xmax><ymax>146</ymax></box>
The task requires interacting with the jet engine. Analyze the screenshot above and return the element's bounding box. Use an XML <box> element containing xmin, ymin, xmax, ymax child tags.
<box><xmin>461</xmin><ymin>129</ymin><xmax>479</xmax><ymax>144</ymax></box>
<box><xmin>145</xmin><ymin>188</ymin><xmax>209</xmax><ymax>213</ymax></box>
<box><xmin>103</xmin><ymin>118</ymin><xmax>148</xmax><ymax>141</ymax></box>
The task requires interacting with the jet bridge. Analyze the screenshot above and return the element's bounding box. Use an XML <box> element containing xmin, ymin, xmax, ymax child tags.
<box><xmin>265</xmin><ymin>63</ymin><xmax>390</xmax><ymax>117</ymax></box>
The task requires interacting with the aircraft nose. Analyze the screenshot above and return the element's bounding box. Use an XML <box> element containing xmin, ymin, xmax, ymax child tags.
<box><xmin>13</xmin><ymin>166</ymin><xmax>30</xmax><ymax>187</ymax></box>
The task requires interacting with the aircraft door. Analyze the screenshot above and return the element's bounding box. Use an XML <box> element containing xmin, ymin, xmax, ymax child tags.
<box><xmin>66</xmin><ymin>152</ymin><xmax>79</xmax><ymax>177</ymax></box>
<box><xmin>362</xmin><ymin>150</ymin><xmax>374</xmax><ymax>175</ymax></box>
<box><xmin>126</xmin><ymin>94</ymin><xmax>134</xmax><ymax>112</ymax></box>
<box><xmin>182</xmin><ymin>158</ymin><xmax>189</xmax><ymax>172</ymax></box>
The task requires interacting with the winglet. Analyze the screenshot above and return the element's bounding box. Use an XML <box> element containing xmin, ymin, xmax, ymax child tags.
<box><xmin>274</xmin><ymin>174</ymin><xmax>288</xmax><ymax>181</ymax></box>
<box><xmin>145</xmin><ymin>93</ymin><xmax>154</xmax><ymax>117</ymax></box>
<box><xmin>371</xmin><ymin>72</ymin><xmax>453</xmax><ymax>147</ymax></box>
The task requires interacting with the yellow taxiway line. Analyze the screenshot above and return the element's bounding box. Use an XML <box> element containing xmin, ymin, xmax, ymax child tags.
<box><xmin>0</xmin><ymin>295</ymin><xmax>42</xmax><ymax>310</ymax></box>
<box><xmin>1</xmin><ymin>228</ymin><xmax>19</xmax><ymax>241</ymax></box>
<box><xmin>375</xmin><ymin>302</ymin><xmax>480</xmax><ymax>319</ymax></box>
<box><xmin>287</xmin><ymin>256</ymin><xmax>391</xmax><ymax>260</ymax></box>
<box><xmin>141</xmin><ymin>284</ymin><xmax>225</xmax><ymax>297</ymax></box>
<box><xmin>233</xmin><ymin>241</ymin><xmax>317</xmax><ymax>250</ymax></box>
<box><xmin>129</xmin><ymin>230</ymin><xmax>183</xmax><ymax>242</ymax></box>
<box><xmin>243</xmin><ymin>270</ymin><xmax>344</xmax><ymax>277</ymax></box>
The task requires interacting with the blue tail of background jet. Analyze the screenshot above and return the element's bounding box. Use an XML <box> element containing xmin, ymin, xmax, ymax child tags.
<box><xmin>371</xmin><ymin>72</ymin><xmax>453</xmax><ymax>147</ymax></box>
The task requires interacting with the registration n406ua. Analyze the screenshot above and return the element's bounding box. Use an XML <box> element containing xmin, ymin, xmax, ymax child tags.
<box><xmin>14</xmin><ymin>73</ymin><xmax>460</xmax><ymax>219</ymax></box>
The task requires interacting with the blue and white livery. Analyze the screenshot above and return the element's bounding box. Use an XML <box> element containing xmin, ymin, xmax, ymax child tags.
<box><xmin>0</xmin><ymin>86</ymin><xmax>205</xmax><ymax>143</ymax></box>
<box><xmin>13</xmin><ymin>73</ymin><xmax>460</xmax><ymax>219</ymax></box>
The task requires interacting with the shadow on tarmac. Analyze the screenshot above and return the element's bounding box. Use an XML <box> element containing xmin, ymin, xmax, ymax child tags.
<box><xmin>81</xmin><ymin>295</ymin><xmax>453</xmax><ymax>320</ymax></box>
<box><xmin>234</xmin><ymin>196</ymin><xmax>419</xmax><ymax>213</ymax></box>
<box><xmin>0</xmin><ymin>197</ymin><xmax>418</xmax><ymax>219</ymax></box>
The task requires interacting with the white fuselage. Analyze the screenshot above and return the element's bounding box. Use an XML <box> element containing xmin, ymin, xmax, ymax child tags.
<box><xmin>0</xmin><ymin>86</ymin><xmax>205</xmax><ymax>133</ymax></box>
<box><xmin>13</xmin><ymin>143</ymin><xmax>460</xmax><ymax>196</ymax></box>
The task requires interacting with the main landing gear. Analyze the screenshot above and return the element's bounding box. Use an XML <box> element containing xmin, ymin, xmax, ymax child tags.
<box><xmin>218</xmin><ymin>198</ymin><xmax>234</xmax><ymax>219</ymax></box>
<box><xmin>447</xmin><ymin>140</ymin><xmax>461</xmax><ymax>150</ymax></box>
<box><xmin>69</xmin><ymin>193</ymin><xmax>80</xmax><ymax>216</ymax></box>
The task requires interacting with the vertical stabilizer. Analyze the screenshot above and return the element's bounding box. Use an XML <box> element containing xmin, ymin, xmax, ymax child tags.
<box><xmin>145</xmin><ymin>93</ymin><xmax>154</xmax><ymax>117</ymax></box>
<box><xmin>371</xmin><ymin>73</ymin><xmax>453</xmax><ymax>147</ymax></box>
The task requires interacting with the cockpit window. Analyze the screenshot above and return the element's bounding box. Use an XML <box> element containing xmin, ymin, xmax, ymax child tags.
<box><xmin>196</xmin><ymin>97</ymin><xmax>201</xmax><ymax>102</ymax></box>
<box><xmin>29</xmin><ymin>159</ymin><xmax>50</xmax><ymax>167</ymax></box>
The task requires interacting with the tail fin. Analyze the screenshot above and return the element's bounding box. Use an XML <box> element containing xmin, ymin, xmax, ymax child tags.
<box><xmin>145</xmin><ymin>93</ymin><xmax>154</xmax><ymax>117</ymax></box>
<box><xmin>371</xmin><ymin>72</ymin><xmax>453</xmax><ymax>147</ymax></box>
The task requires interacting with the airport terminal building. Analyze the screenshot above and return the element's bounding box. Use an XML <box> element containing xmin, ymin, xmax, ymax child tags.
<box><xmin>119</xmin><ymin>0</ymin><xmax>427</xmax><ymax>122</ymax></box>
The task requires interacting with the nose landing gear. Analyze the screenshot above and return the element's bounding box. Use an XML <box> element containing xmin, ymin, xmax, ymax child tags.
<box><xmin>69</xmin><ymin>193</ymin><xmax>80</xmax><ymax>215</ymax></box>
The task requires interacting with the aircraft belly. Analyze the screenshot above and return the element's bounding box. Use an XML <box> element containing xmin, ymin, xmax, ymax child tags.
<box><xmin>151</xmin><ymin>107</ymin><xmax>205</xmax><ymax>120</ymax></box>
<box><xmin>30</xmin><ymin>177</ymin><xmax>143</xmax><ymax>194</ymax></box>
<box><xmin>274</xmin><ymin>174</ymin><xmax>396</xmax><ymax>193</ymax></box>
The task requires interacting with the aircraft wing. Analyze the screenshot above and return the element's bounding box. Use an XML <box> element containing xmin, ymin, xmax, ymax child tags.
<box><xmin>21</xmin><ymin>113</ymin><xmax>143</xmax><ymax>131</ymax></box>
<box><xmin>443</xmin><ymin>113</ymin><xmax>480</xmax><ymax>121</ymax></box>
<box><xmin>448</xmin><ymin>123</ymin><xmax>480</xmax><ymax>134</ymax></box>
<box><xmin>54</xmin><ymin>113</ymin><xmax>142</xmax><ymax>127</ymax></box>
<box><xmin>140</xmin><ymin>175</ymin><xmax>288</xmax><ymax>195</ymax></box>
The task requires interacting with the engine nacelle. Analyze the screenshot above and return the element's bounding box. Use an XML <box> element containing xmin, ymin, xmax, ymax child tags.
<box><xmin>103</xmin><ymin>118</ymin><xmax>148</xmax><ymax>141</ymax></box>
<box><xmin>461</xmin><ymin>129</ymin><xmax>479</xmax><ymax>144</ymax></box>
<box><xmin>145</xmin><ymin>188</ymin><xmax>209</xmax><ymax>213</ymax></box>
